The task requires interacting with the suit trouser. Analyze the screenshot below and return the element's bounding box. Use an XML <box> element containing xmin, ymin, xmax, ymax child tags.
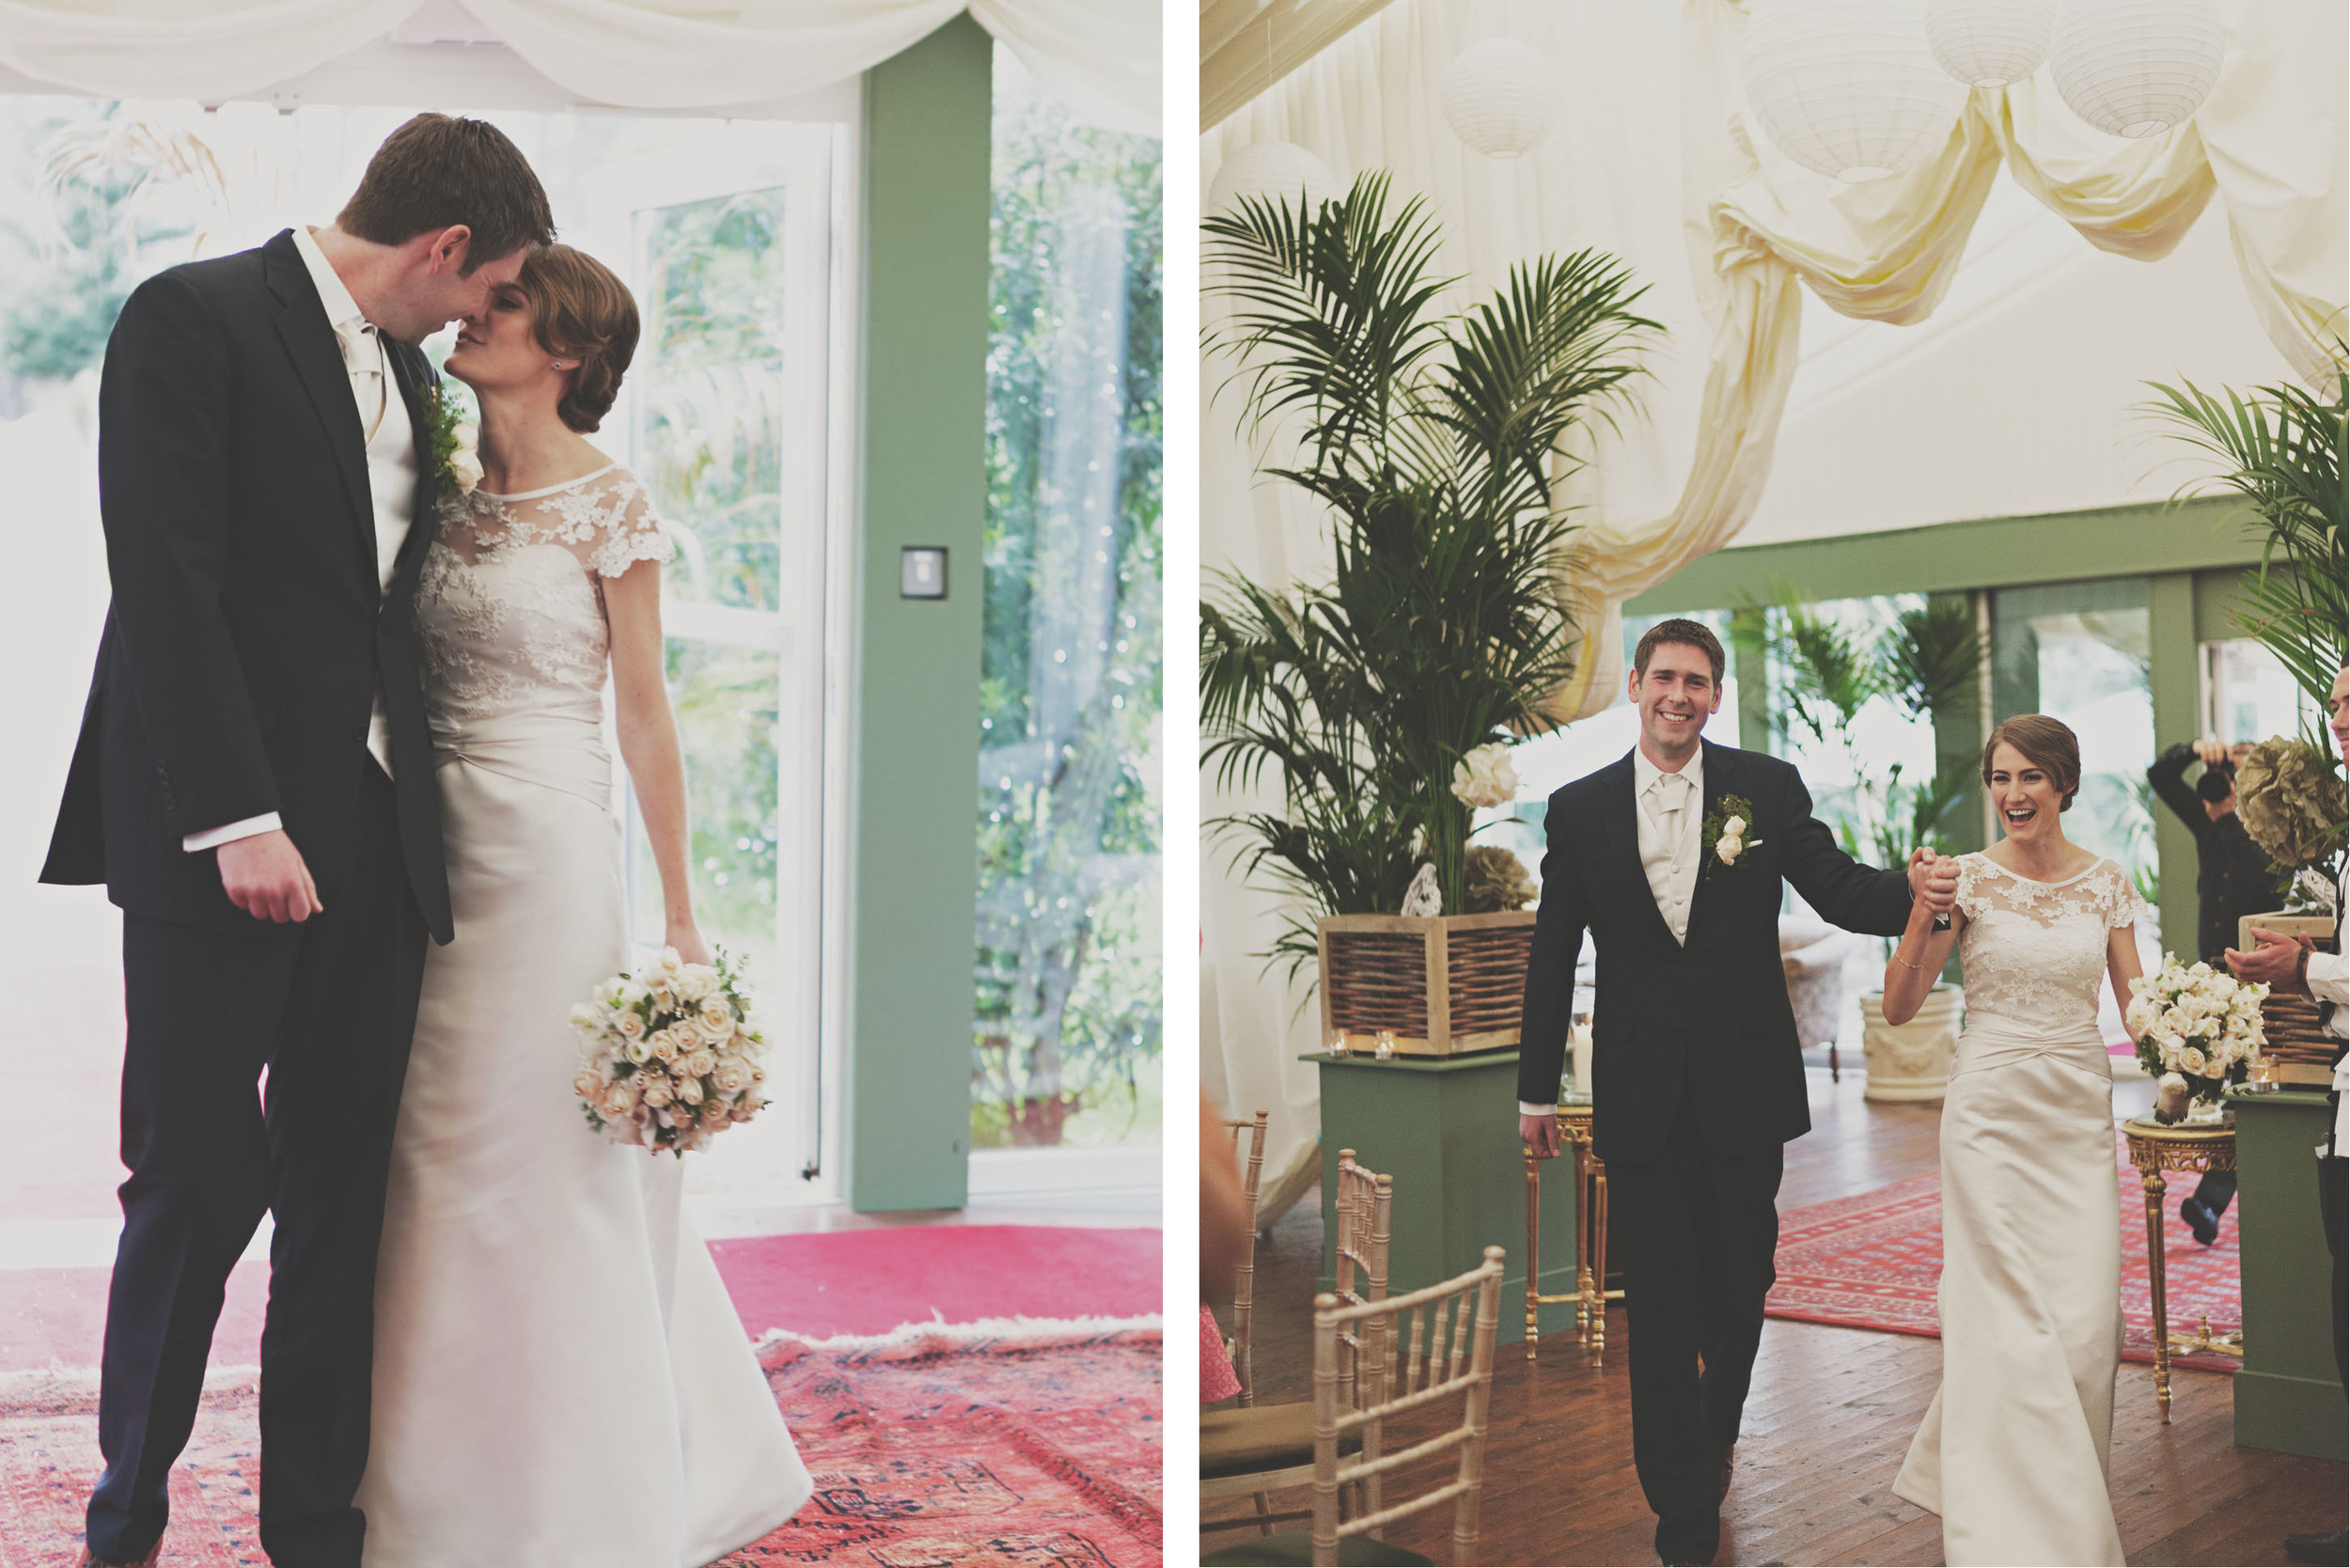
<box><xmin>1610</xmin><ymin>1093</ymin><xmax>1785</xmax><ymax>1564</ymax></box>
<box><xmin>87</xmin><ymin>766</ymin><xmax>426</xmax><ymax>1568</ymax></box>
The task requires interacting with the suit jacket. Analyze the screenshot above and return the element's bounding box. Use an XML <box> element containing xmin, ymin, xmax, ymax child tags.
<box><xmin>1516</xmin><ymin>739</ymin><xmax>1913</xmax><ymax>1163</ymax></box>
<box><xmin>40</xmin><ymin>229</ymin><xmax>453</xmax><ymax>944</ymax></box>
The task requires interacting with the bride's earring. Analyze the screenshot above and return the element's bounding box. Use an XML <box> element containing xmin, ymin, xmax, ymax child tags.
<box><xmin>551</xmin><ymin>359</ymin><xmax>567</xmax><ymax>369</ymax></box>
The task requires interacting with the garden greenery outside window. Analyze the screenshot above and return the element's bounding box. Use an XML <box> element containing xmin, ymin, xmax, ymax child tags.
<box><xmin>971</xmin><ymin>47</ymin><xmax>1163</xmax><ymax>1152</ymax></box>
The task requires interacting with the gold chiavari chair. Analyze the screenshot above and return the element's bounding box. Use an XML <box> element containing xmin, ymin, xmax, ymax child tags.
<box><xmin>1222</xmin><ymin>1107</ymin><xmax>1270</xmax><ymax>1403</ymax></box>
<box><xmin>1203</xmin><ymin>1247</ymin><xmax>1506</xmax><ymax>1568</ymax></box>
<box><xmin>1201</xmin><ymin>1150</ymin><xmax>1393</xmax><ymax>1539</ymax></box>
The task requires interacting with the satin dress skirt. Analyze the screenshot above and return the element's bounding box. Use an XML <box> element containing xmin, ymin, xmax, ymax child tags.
<box><xmin>1893</xmin><ymin>1016</ymin><xmax>2124</xmax><ymax>1567</ymax></box>
<box><xmin>355</xmin><ymin>713</ymin><xmax>811</xmax><ymax>1567</ymax></box>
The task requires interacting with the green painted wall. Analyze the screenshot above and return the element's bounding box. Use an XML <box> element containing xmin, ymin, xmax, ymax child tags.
<box><xmin>847</xmin><ymin>15</ymin><xmax>994</xmax><ymax>1211</ymax></box>
<box><xmin>2147</xmin><ymin>573</ymin><xmax>2201</xmax><ymax>960</ymax></box>
<box><xmin>1627</xmin><ymin>496</ymin><xmax>2262</xmax><ymax>617</ymax></box>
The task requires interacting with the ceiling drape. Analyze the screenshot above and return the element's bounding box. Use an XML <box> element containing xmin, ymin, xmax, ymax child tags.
<box><xmin>0</xmin><ymin>0</ymin><xmax>1161</xmax><ymax>134</ymax></box>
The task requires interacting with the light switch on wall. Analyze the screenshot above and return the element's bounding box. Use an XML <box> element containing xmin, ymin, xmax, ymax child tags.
<box><xmin>900</xmin><ymin>546</ymin><xmax>948</xmax><ymax>599</ymax></box>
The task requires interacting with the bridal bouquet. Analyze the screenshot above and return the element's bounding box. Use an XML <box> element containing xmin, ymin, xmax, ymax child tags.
<box><xmin>570</xmin><ymin>947</ymin><xmax>771</xmax><ymax>1155</ymax></box>
<box><xmin>2126</xmin><ymin>957</ymin><xmax>2267</xmax><ymax>1123</ymax></box>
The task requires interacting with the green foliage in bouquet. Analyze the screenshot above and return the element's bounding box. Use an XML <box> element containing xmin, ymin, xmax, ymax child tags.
<box><xmin>2145</xmin><ymin>370</ymin><xmax>2346</xmax><ymax>725</ymax></box>
<box><xmin>1199</xmin><ymin>173</ymin><xmax>1660</xmax><ymax>980</ymax></box>
<box><xmin>1735</xmin><ymin>586</ymin><xmax>1984</xmax><ymax>868</ymax></box>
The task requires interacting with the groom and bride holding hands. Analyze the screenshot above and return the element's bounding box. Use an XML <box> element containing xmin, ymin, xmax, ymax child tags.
<box><xmin>41</xmin><ymin>116</ymin><xmax>809</xmax><ymax>1567</ymax></box>
<box><xmin>1518</xmin><ymin>617</ymin><xmax>2153</xmax><ymax>1567</ymax></box>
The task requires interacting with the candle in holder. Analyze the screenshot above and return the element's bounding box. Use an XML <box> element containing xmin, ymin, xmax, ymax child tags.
<box><xmin>1374</xmin><ymin>1029</ymin><xmax>1397</xmax><ymax>1061</ymax></box>
<box><xmin>1327</xmin><ymin>1029</ymin><xmax>1350</xmax><ymax>1058</ymax></box>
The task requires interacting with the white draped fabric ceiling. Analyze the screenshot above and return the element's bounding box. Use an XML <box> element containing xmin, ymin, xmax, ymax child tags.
<box><xmin>1200</xmin><ymin>0</ymin><xmax>2345</xmax><ymax>1217</ymax></box>
<box><xmin>0</xmin><ymin>0</ymin><xmax>1159</xmax><ymax>133</ymax></box>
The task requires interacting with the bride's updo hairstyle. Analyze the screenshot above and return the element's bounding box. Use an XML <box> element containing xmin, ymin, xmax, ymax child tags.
<box><xmin>1982</xmin><ymin>713</ymin><xmax>2081</xmax><ymax>811</ymax></box>
<box><xmin>518</xmin><ymin>243</ymin><xmax>639</xmax><ymax>432</ymax></box>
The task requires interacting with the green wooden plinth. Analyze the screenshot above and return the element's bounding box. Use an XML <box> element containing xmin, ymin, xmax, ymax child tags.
<box><xmin>2229</xmin><ymin>1089</ymin><xmax>2346</xmax><ymax>1460</ymax></box>
<box><xmin>1307</xmin><ymin>1049</ymin><xmax>1576</xmax><ymax>1347</ymax></box>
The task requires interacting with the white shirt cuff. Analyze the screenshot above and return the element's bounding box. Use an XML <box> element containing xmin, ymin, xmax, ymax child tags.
<box><xmin>2303</xmin><ymin>949</ymin><xmax>2347</xmax><ymax>1014</ymax></box>
<box><xmin>1518</xmin><ymin>1101</ymin><xmax>1558</xmax><ymax>1118</ymax></box>
<box><xmin>183</xmin><ymin>812</ymin><xmax>282</xmax><ymax>853</ymax></box>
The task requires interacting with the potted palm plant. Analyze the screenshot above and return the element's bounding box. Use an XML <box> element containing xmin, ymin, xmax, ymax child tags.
<box><xmin>1200</xmin><ymin>173</ymin><xmax>1658</xmax><ymax>1054</ymax></box>
<box><xmin>1740</xmin><ymin>590</ymin><xmax>1984</xmax><ymax>1099</ymax></box>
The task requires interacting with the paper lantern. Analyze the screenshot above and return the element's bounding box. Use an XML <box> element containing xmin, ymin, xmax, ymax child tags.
<box><xmin>1440</xmin><ymin>39</ymin><xmax>1560</xmax><ymax>159</ymax></box>
<box><xmin>1924</xmin><ymin>0</ymin><xmax>2058</xmax><ymax>87</ymax></box>
<box><xmin>1207</xmin><ymin>141</ymin><xmax>1340</xmax><ymax>214</ymax></box>
<box><xmin>2049</xmin><ymin>0</ymin><xmax>2223</xmax><ymax>139</ymax></box>
<box><xmin>1742</xmin><ymin>0</ymin><xmax>1969</xmax><ymax>182</ymax></box>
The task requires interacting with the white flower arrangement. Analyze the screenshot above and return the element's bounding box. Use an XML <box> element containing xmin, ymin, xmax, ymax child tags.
<box><xmin>1449</xmin><ymin>743</ymin><xmax>1519</xmax><ymax>810</ymax></box>
<box><xmin>2126</xmin><ymin>955</ymin><xmax>2266</xmax><ymax>1123</ymax></box>
<box><xmin>571</xmin><ymin>946</ymin><xmax>772</xmax><ymax>1155</ymax></box>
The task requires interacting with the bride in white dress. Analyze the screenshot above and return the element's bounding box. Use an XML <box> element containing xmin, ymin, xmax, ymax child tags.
<box><xmin>1882</xmin><ymin>714</ymin><xmax>2145</xmax><ymax>1567</ymax></box>
<box><xmin>353</xmin><ymin>244</ymin><xmax>811</xmax><ymax>1565</ymax></box>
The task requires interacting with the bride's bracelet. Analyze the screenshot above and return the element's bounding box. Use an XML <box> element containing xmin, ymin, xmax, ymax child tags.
<box><xmin>1892</xmin><ymin>948</ymin><xmax>1928</xmax><ymax>971</ymax></box>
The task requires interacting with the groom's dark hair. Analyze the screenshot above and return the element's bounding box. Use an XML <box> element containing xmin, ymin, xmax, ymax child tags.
<box><xmin>338</xmin><ymin>114</ymin><xmax>555</xmax><ymax>273</ymax></box>
<box><xmin>1633</xmin><ymin>618</ymin><xmax>1725</xmax><ymax>685</ymax></box>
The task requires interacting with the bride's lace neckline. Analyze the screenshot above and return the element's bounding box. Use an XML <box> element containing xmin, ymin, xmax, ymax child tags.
<box><xmin>473</xmin><ymin>462</ymin><xmax>619</xmax><ymax>503</ymax></box>
<box><xmin>1972</xmin><ymin>852</ymin><xmax>2107</xmax><ymax>889</ymax></box>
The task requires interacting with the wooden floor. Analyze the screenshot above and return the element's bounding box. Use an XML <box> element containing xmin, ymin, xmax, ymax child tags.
<box><xmin>1202</xmin><ymin>1067</ymin><xmax>2348</xmax><ymax>1566</ymax></box>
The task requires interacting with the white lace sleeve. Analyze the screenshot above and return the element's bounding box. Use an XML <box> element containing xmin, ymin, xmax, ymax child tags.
<box><xmin>587</xmin><ymin>473</ymin><xmax>678</xmax><ymax>579</ymax></box>
<box><xmin>2103</xmin><ymin>860</ymin><xmax>2154</xmax><ymax>931</ymax></box>
<box><xmin>1954</xmin><ymin>854</ymin><xmax>1988</xmax><ymax>924</ymax></box>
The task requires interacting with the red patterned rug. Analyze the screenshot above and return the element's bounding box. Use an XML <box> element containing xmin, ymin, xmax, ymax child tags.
<box><xmin>1767</xmin><ymin>1132</ymin><xmax>2241</xmax><ymax>1372</ymax></box>
<box><xmin>0</xmin><ymin>1320</ymin><xmax>1162</xmax><ymax>1568</ymax></box>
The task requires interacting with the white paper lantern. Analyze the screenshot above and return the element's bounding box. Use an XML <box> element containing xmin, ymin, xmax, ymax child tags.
<box><xmin>1924</xmin><ymin>0</ymin><xmax>2058</xmax><ymax>87</ymax></box>
<box><xmin>1742</xmin><ymin>0</ymin><xmax>1969</xmax><ymax>182</ymax></box>
<box><xmin>1207</xmin><ymin>141</ymin><xmax>1340</xmax><ymax>214</ymax></box>
<box><xmin>1440</xmin><ymin>39</ymin><xmax>1560</xmax><ymax>159</ymax></box>
<box><xmin>2049</xmin><ymin>0</ymin><xmax>2223</xmax><ymax>139</ymax></box>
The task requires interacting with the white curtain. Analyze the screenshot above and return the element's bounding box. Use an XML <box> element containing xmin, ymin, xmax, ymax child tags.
<box><xmin>1200</xmin><ymin>0</ymin><xmax>2344</xmax><ymax>1211</ymax></box>
<box><xmin>0</xmin><ymin>0</ymin><xmax>1159</xmax><ymax>134</ymax></box>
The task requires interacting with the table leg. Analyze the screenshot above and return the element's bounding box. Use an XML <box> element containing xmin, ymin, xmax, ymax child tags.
<box><xmin>1590</xmin><ymin>1155</ymin><xmax>1610</xmax><ymax>1364</ymax></box>
<box><xmin>1524</xmin><ymin>1145</ymin><xmax>1541</xmax><ymax>1363</ymax></box>
<box><xmin>2141</xmin><ymin>1168</ymin><xmax>2171</xmax><ymax>1423</ymax></box>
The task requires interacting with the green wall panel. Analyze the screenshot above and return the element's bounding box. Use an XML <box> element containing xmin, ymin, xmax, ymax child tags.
<box><xmin>848</xmin><ymin>15</ymin><xmax>994</xmax><ymax>1211</ymax></box>
<box><xmin>2231</xmin><ymin>1090</ymin><xmax>2348</xmax><ymax>1460</ymax></box>
<box><xmin>2147</xmin><ymin>572</ymin><xmax>2200</xmax><ymax>961</ymax></box>
<box><xmin>1628</xmin><ymin>497</ymin><xmax>2262</xmax><ymax>617</ymax></box>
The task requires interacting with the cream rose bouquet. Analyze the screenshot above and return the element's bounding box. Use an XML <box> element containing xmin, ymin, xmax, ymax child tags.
<box><xmin>570</xmin><ymin>946</ymin><xmax>771</xmax><ymax>1155</ymax></box>
<box><xmin>2126</xmin><ymin>956</ymin><xmax>2266</xmax><ymax>1123</ymax></box>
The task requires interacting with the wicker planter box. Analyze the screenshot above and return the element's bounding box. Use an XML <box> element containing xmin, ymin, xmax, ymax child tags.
<box><xmin>1316</xmin><ymin>911</ymin><xmax>1538</xmax><ymax>1058</ymax></box>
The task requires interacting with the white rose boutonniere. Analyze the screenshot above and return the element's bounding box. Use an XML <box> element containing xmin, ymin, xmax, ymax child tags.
<box><xmin>1700</xmin><ymin>794</ymin><xmax>1762</xmax><ymax>876</ymax></box>
<box><xmin>426</xmin><ymin>383</ymin><xmax>483</xmax><ymax>496</ymax></box>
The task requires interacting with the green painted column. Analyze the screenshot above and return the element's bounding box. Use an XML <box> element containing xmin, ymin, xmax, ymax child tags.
<box><xmin>848</xmin><ymin>15</ymin><xmax>993</xmax><ymax>1211</ymax></box>
<box><xmin>1931</xmin><ymin>590</ymin><xmax>1987</xmax><ymax>857</ymax></box>
<box><xmin>2229</xmin><ymin>1090</ymin><xmax>2346</xmax><ymax>1460</ymax></box>
<box><xmin>1310</xmin><ymin>1051</ymin><xmax>1579</xmax><ymax>1349</ymax></box>
<box><xmin>1731</xmin><ymin>604</ymin><xmax>1771</xmax><ymax>756</ymax></box>
<box><xmin>2147</xmin><ymin>572</ymin><xmax>2200</xmax><ymax>963</ymax></box>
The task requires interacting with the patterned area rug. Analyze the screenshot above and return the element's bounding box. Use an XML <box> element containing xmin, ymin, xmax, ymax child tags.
<box><xmin>1766</xmin><ymin>1132</ymin><xmax>2242</xmax><ymax>1372</ymax></box>
<box><xmin>0</xmin><ymin>1320</ymin><xmax>1161</xmax><ymax>1568</ymax></box>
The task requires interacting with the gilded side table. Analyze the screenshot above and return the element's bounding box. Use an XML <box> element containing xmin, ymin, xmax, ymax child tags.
<box><xmin>2122</xmin><ymin>1114</ymin><xmax>2240</xmax><ymax>1423</ymax></box>
<box><xmin>1522</xmin><ymin>1098</ymin><xmax>1620</xmax><ymax>1363</ymax></box>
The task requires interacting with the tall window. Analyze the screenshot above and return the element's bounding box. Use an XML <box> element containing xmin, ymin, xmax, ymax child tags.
<box><xmin>971</xmin><ymin>48</ymin><xmax>1163</xmax><ymax>1152</ymax></box>
<box><xmin>1993</xmin><ymin>578</ymin><xmax>2158</xmax><ymax>916</ymax></box>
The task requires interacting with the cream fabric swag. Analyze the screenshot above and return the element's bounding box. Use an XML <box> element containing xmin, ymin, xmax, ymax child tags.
<box><xmin>1199</xmin><ymin>0</ymin><xmax>2344</xmax><ymax>1218</ymax></box>
<box><xmin>0</xmin><ymin>0</ymin><xmax>1160</xmax><ymax>135</ymax></box>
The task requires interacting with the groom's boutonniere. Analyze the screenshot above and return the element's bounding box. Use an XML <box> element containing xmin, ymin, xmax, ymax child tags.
<box><xmin>1702</xmin><ymin>793</ymin><xmax>1762</xmax><ymax>876</ymax></box>
<box><xmin>426</xmin><ymin>384</ymin><xmax>483</xmax><ymax>496</ymax></box>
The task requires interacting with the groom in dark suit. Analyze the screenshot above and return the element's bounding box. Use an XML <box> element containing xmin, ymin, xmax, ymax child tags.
<box><xmin>1516</xmin><ymin>618</ymin><xmax>1957</xmax><ymax>1566</ymax></box>
<box><xmin>39</xmin><ymin>117</ymin><xmax>552</xmax><ymax>1568</ymax></box>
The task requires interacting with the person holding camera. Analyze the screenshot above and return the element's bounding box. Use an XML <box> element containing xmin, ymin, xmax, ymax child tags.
<box><xmin>2147</xmin><ymin>736</ymin><xmax>2274</xmax><ymax>1243</ymax></box>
